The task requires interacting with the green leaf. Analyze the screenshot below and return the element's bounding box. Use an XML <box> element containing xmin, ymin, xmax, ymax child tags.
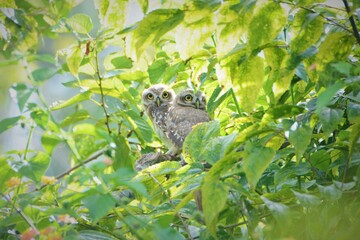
<box><xmin>248</xmin><ymin>2</ymin><xmax>286</xmax><ymax>52</ymax></box>
<box><xmin>347</xmin><ymin>102</ymin><xmax>360</xmax><ymax>124</ymax></box>
<box><xmin>66</xmin><ymin>46</ymin><xmax>83</xmax><ymax>77</ymax></box>
<box><xmin>66</xmin><ymin>13</ymin><xmax>93</xmax><ymax>34</ymax></box>
<box><xmin>310</xmin><ymin>150</ymin><xmax>330</xmax><ymax>170</ymax></box>
<box><xmin>264</xmin><ymin>105</ymin><xmax>305</xmax><ymax>120</ymax></box>
<box><xmin>317</xmin><ymin>184</ymin><xmax>342</xmax><ymax>201</ymax></box>
<box><xmin>183</xmin><ymin>121</ymin><xmax>220</xmax><ymax>164</ymax></box>
<box><xmin>0</xmin><ymin>157</ymin><xmax>17</xmax><ymax>191</ymax></box>
<box><xmin>10</xmin><ymin>152</ymin><xmax>50</xmax><ymax>184</ymax></box>
<box><xmin>124</xmin><ymin>110</ymin><xmax>153</xmax><ymax>143</ymax></box>
<box><xmin>94</xmin><ymin>0</ymin><xmax>127</xmax><ymax>30</ymax></box>
<box><xmin>30</xmin><ymin>108</ymin><xmax>49</xmax><ymax>130</ymax></box>
<box><xmin>349</xmin><ymin>122</ymin><xmax>360</xmax><ymax>159</ymax></box>
<box><xmin>82</xmin><ymin>193</ymin><xmax>116</xmax><ymax>223</ymax></box>
<box><xmin>261</xmin><ymin>196</ymin><xmax>289</xmax><ymax>225</ymax></box>
<box><xmin>132</xmin><ymin>9</ymin><xmax>184</xmax><ymax>59</ymax></box>
<box><xmin>41</xmin><ymin>131</ymin><xmax>63</xmax><ymax>155</ymax></box>
<box><xmin>235</xmin><ymin>56</ymin><xmax>265</xmax><ymax>112</ymax></box>
<box><xmin>316</xmin><ymin>82</ymin><xmax>344</xmax><ymax>113</ymax></box>
<box><xmin>63</xmin><ymin>79</ymin><xmax>125</xmax><ymax>98</ymax></box>
<box><xmin>242</xmin><ymin>141</ymin><xmax>275</xmax><ymax>188</ymax></box>
<box><xmin>292</xmin><ymin>190</ymin><xmax>321</xmax><ymax>207</ymax></box>
<box><xmin>318</xmin><ymin>107</ymin><xmax>344</xmax><ymax>137</ymax></box>
<box><xmin>200</xmin><ymin>133</ymin><xmax>237</xmax><ymax>165</ymax></box>
<box><xmin>287</xmin><ymin>122</ymin><xmax>312</xmax><ymax>162</ymax></box>
<box><xmin>290</xmin><ymin>10</ymin><xmax>323</xmax><ymax>53</ymax></box>
<box><xmin>202</xmin><ymin>176</ymin><xmax>229</xmax><ymax>237</ymax></box>
<box><xmin>274</xmin><ymin>162</ymin><xmax>311</xmax><ymax>185</ymax></box>
<box><xmin>78</xmin><ymin>230</ymin><xmax>115</xmax><ymax>240</ymax></box>
<box><xmin>148</xmin><ymin>58</ymin><xmax>169</xmax><ymax>84</ymax></box>
<box><xmin>112</xmin><ymin>135</ymin><xmax>133</xmax><ymax>170</ymax></box>
<box><xmin>50</xmin><ymin>91</ymin><xmax>92</xmax><ymax>110</ymax></box>
<box><xmin>60</xmin><ymin>109</ymin><xmax>90</xmax><ymax>127</ymax></box>
<box><xmin>110</xmin><ymin>56</ymin><xmax>133</xmax><ymax>69</ymax></box>
<box><xmin>0</xmin><ymin>116</ymin><xmax>20</xmax><ymax>134</ymax></box>
<box><xmin>31</xmin><ymin>67</ymin><xmax>57</xmax><ymax>83</ymax></box>
<box><xmin>10</xmin><ymin>83</ymin><xmax>34</xmax><ymax>112</ymax></box>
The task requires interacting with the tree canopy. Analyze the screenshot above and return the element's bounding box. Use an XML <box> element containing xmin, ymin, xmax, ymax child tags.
<box><xmin>0</xmin><ymin>0</ymin><xmax>360</xmax><ymax>239</ymax></box>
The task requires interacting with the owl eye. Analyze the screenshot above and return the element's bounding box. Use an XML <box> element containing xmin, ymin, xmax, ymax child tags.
<box><xmin>162</xmin><ymin>91</ymin><xmax>169</xmax><ymax>98</ymax></box>
<box><xmin>184</xmin><ymin>94</ymin><xmax>193</xmax><ymax>102</ymax></box>
<box><xmin>147</xmin><ymin>93</ymin><xmax>154</xmax><ymax>100</ymax></box>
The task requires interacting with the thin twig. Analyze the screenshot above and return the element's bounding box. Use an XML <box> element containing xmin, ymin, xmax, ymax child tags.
<box><xmin>146</xmin><ymin>172</ymin><xmax>194</xmax><ymax>240</ymax></box>
<box><xmin>342</xmin><ymin>0</ymin><xmax>360</xmax><ymax>45</ymax></box>
<box><xmin>1</xmin><ymin>193</ymin><xmax>40</xmax><ymax>235</ymax></box>
<box><xmin>34</xmin><ymin>151</ymin><xmax>104</xmax><ymax>191</ymax></box>
<box><xmin>94</xmin><ymin>48</ymin><xmax>112</xmax><ymax>134</ymax></box>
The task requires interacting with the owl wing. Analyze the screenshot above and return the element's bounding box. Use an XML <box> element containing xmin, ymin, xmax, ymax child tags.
<box><xmin>167</xmin><ymin>107</ymin><xmax>210</xmax><ymax>149</ymax></box>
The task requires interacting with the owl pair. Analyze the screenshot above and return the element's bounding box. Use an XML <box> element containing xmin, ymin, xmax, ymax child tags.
<box><xmin>142</xmin><ymin>84</ymin><xmax>210</xmax><ymax>156</ymax></box>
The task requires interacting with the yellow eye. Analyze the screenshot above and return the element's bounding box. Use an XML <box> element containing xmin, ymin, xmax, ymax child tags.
<box><xmin>184</xmin><ymin>94</ymin><xmax>193</xmax><ymax>102</ymax></box>
<box><xmin>162</xmin><ymin>91</ymin><xmax>169</xmax><ymax>98</ymax></box>
<box><xmin>147</xmin><ymin>93</ymin><xmax>154</xmax><ymax>100</ymax></box>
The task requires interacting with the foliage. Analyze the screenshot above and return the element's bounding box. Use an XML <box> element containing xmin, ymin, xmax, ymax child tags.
<box><xmin>1</xmin><ymin>0</ymin><xmax>360</xmax><ymax>239</ymax></box>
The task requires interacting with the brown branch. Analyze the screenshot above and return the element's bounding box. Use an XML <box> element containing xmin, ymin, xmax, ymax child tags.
<box><xmin>1</xmin><ymin>193</ymin><xmax>40</xmax><ymax>235</ymax></box>
<box><xmin>342</xmin><ymin>0</ymin><xmax>360</xmax><ymax>45</ymax></box>
<box><xmin>95</xmin><ymin>48</ymin><xmax>112</xmax><ymax>134</ymax></box>
<box><xmin>146</xmin><ymin>172</ymin><xmax>194</xmax><ymax>240</ymax></box>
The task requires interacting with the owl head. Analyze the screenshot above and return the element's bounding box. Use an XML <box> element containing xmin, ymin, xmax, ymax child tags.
<box><xmin>174</xmin><ymin>89</ymin><xmax>207</xmax><ymax>110</ymax></box>
<box><xmin>142</xmin><ymin>84</ymin><xmax>175</xmax><ymax>109</ymax></box>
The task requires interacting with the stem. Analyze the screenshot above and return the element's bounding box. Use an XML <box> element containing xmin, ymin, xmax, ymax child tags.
<box><xmin>342</xmin><ymin>0</ymin><xmax>360</xmax><ymax>45</ymax></box>
<box><xmin>23</xmin><ymin>123</ymin><xmax>35</xmax><ymax>161</ymax></box>
<box><xmin>1</xmin><ymin>193</ymin><xmax>40</xmax><ymax>235</ymax></box>
<box><xmin>230</xmin><ymin>89</ymin><xmax>242</xmax><ymax>116</ymax></box>
<box><xmin>146</xmin><ymin>172</ymin><xmax>194</xmax><ymax>240</ymax></box>
<box><xmin>94</xmin><ymin>48</ymin><xmax>112</xmax><ymax>134</ymax></box>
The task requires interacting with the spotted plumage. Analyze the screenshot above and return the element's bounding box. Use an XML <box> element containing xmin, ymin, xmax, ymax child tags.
<box><xmin>166</xmin><ymin>89</ymin><xmax>210</xmax><ymax>155</ymax></box>
<box><xmin>142</xmin><ymin>84</ymin><xmax>175</xmax><ymax>148</ymax></box>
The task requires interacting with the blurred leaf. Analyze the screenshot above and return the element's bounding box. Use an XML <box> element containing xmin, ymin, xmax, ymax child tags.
<box><xmin>30</xmin><ymin>108</ymin><xmax>49</xmax><ymax>130</ymax></box>
<box><xmin>261</xmin><ymin>196</ymin><xmax>289</xmax><ymax>225</ymax></box>
<box><xmin>243</xmin><ymin>141</ymin><xmax>275</xmax><ymax>188</ymax></box>
<box><xmin>134</xmin><ymin>161</ymin><xmax>181</xmax><ymax>180</ymax></box>
<box><xmin>148</xmin><ymin>58</ymin><xmax>169</xmax><ymax>84</ymax></box>
<box><xmin>316</xmin><ymin>82</ymin><xmax>343</xmax><ymax>113</ymax></box>
<box><xmin>292</xmin><ymin>190</ymin><xmax>321</xmax><ymax>207</ymax></box>
<box><xmin>132</xmin><ymin>9</ymin><xmax>184</xmax><ymax>58</ymax></box>
<box><xmin>66</xmin><ymin>13</ymin><xmax>93</xmax><ymax>34</ymax></box>
<box><xmin>110</xmin><ymin>56</ymin><xmax>133</xmax><ymax>69</ymax></box>
<box><xmin>202</xmin><ymin>175</ymin><xmax>229</xmax><ymax>237</ymax></box>
<box><xmin>236</xmin><ymin>56</ymin><xmax>265</xmax><ymax>112</ymax></box>
<box><xmin>201</xmin><ymin>133</ymin><xmax>237</xmax><ymax>165</ymax></box>
<box><xmin>78</xmin><ymin>230</ymin><xmax>115</xmax><ymax>240</ymax></box>
<box><xmin>349</xmin><ymin>122</ymin><xmax>360</xmax><ymax>159</ymax></box>
<box><xmin>287</xmin><ymin>122</ymin><xmax>312</xmax><ymax>162</ymax></box>
<box><xmin>124</xmin><ymin>110</ymin><xmax>153</xmax><ymax>143</ymax></box>
<box><xmin>31</xmin><ymin>67</ymin><xmax>57</xmax><ymax>83</ymax></box>
<box><xmin>50</xmin><ymin>91</ymin><xmax>92</xmax><ymax>110</ymax></box>
<box><xmin>265</xmin><ymin>105</ymin><xmax>305</xmax><ymax>120</ymax></box>
<box><xmin>41</xmin><ymin>131</ymin><xmax>63</xmax><ymax>155</ymax></box>
<box><xmin>63</xmin><ymin>79</ymin><xmax>125</xmax><ymax>98</ymax></box>
<box><xmin>318</xmin><ymin>107</ymin><xmax>344</xmax><ymax>137</ymax></box>
<box><xmin>0</xmin><ymin>116</ymin><xmax>20</xmax><ymax>134</ymax></box>
<box><xmin>290</xmin><ymin>10</ymin><xmax>323</xmax><ymax>53</ymax></box>
<box><xmin>60</xmin><ymin>109</ymin><xmax>90</xmax><ymax>127</ymax></box>
<box><xmin>317</xmin><ymin>184</ymin><xmax>342</xmax><ymax>201</ymax></box>
<box><xmin>248</xmin><ymin>2</ymin><xmax>286</xmax><ymax>52</ymax></box>
<box><xmin>274</xmin><ymin>162</ymin><xmax>311</xmax><ymax>185</ymax></box>
<box><xmin>347</xmin><ymin>102</ymin><xmax>360</xmax><ymax>123</ymax></box>
<box><xmin>9</xmin><ymin>152</ymin><xmax>50</xmax><ymax>184</ymax></box>
<box><xmin>66</xmin><ymin>46</ymin><xmax>83</xmax><ymax>77</ymax></box>
<box><xmin>10</xmin><ymin>83</ymin><xmax>34</xmax><ymax>112</ymax></box>
<box><xmin>207</xmin><ymin>87</ymin><xmax>231</xmax><ymax>119</ymax></box>
<box><xmin>94</xmin><ymin>0</ymin><xmax>128</xmax><ymax>31</ymax></box>
<box><xmin>183</xmin><ymin>121</ymin><xmax>220</xmax><ymax>164</ymax></box>
<box><xmin>82</xmin><ymin>193</ymin><xmax>116</xmax><ymax>223</ymax></box>
<box><xmin>310</xmin><ymin>150</ymin><xmax>330</xmax><ymax>170</ymax></box>
<box><xmin>112</xmin><ymin>135</ymin><xmax>133</xmax><ymax>170</ymax></box>
<box><xmin>0</xmin><ymin>157</ymin><xmax>17</xmax><ymax>191</ymax></box>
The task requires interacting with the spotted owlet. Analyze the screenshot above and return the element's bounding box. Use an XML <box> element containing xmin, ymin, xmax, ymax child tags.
<box><xmin>142</xmin><ymin>84</ymin><xmax>175</xmax><ymax>149</ymax></box>
<box><xmin>166</xmin><ymin>89</ymin><xmax>210</xmax><ymax>156</ymax></box>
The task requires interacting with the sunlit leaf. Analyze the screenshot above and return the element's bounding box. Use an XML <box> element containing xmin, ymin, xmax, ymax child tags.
<box><xmin>318</xmin><ymin>107</ymin><xmax>344</xmax><ymax>137</ymax></box>
<box><xmin>30</xmin><ymin>108</ymin><xmax>49</xmax><ymax>130</ymax></box>
<box><xmin>50</xmin><ymin>91</ymin><xmax>92</xmax><ymax>110</ymax></box>
<box><xmin>0</xmin><ymin>157</ymin><xmax>18</xmax><ymax>191</ymax></box>
<box><xmin>94</xmin><ymin>0</ymin><xmax>128</xmax><ymax>31</ymax></box>
<box><xmin>41</xmin><ymin>131</ymin><xmax>63</xmax><ymax>155</ymax></box>
<box><xmin>148</xmin><ymin>58</ymin><xmax>169</xmax><ymax>84</ymax></box>
<box><xmin>66</xmin><ymin>13</ymin><xmax>93</xmax><ymax>34</ymax></box>
<box><xmin>286</xmin><ymin>122</ymin><xmax>312</xmax><ymax>162</ymax></box>
<box><xmin>60</xmin><ymin>109</ymin><xmax>90</xmax><ymax>127</ymax></box>
<box><xmin>112</xmin><ymin>135</ymin><xmax>133</xmax><ymax>170</ymax></box>
<box><xmin>66</xmin><ymin>46</ymin><xmax>83</xmax><ymax>77</ymax></box>
<box><xmin>316</xmin><ymin>82</ymin><xmax>344</xmax><ymax>113</ymax></box>
<box><xmin>110</xmin><ymin>56</ymin><xmax>133</xmax><ymax>69</ymax></box>
<box><xmin>248</xmin><ymin>2</ymin><xmax>286</xmax><ymax>52</ymax></box>
<box><xmin>243</xmin><ymin>141</ymin><xmax>275</xmax><ymax>188</ymax></box>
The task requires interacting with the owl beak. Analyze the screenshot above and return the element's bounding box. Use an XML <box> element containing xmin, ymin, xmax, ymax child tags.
<box><xmin>156</xmin><ymin>97</ymin><xmax>161</xmax><ymax>107</ymax></box>
<box><xmin>195</xmin><ymin>99</ymin><xmax>200</xmax><ymax>109</ymax></box>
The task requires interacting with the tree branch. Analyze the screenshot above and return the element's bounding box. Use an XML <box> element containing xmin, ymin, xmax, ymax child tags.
<box><xmin>1</xmin><ymin>193</ymin><xmax>40</xmax><ymax>235</ymax></box>
<box><xmin>95</xmin><ymin>47</ymin><xmax>112</xmax><ymax>134</ymax></box>
<box><xmin>342</xmin><ymin>0</ymin><xmax>360</xmax><ymax>45</ymax></box>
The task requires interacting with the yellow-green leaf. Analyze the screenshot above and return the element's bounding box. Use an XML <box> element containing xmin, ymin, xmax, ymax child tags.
<box><xmin>66</xmin><ymin>13</ymin><xmax>93</xmax><ymax>34</ymax></box>
<box><xmin>66</xmin><ymin>46</ymin><xmax>83</xmax><ymax>77</ymax></box>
